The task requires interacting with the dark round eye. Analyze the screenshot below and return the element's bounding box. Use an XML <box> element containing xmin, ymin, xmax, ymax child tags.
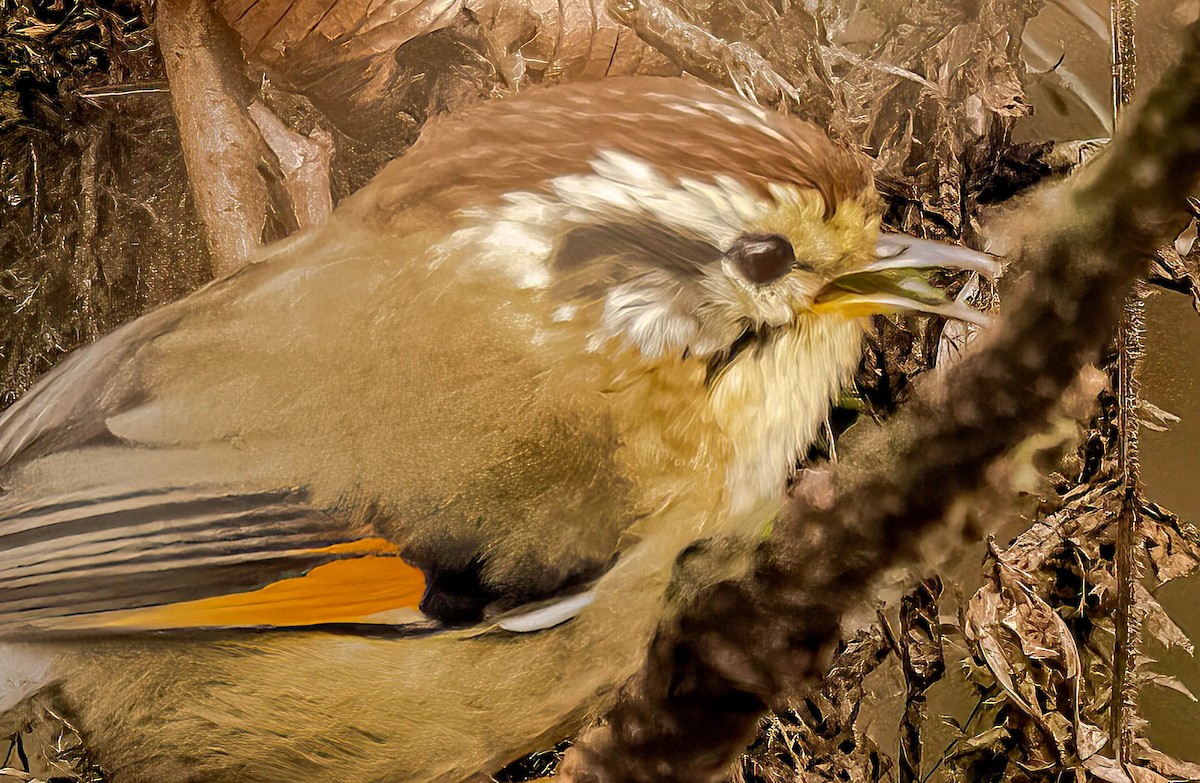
<box><xmin>729</xmin><ymin>233</ymin><xmax>797</xmax><ymax>285</ymax></box>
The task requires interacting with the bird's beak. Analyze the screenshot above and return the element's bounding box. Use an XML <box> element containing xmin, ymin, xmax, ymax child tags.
<box><xmin>811</xmin><ymin>236</ymin><xmax>1001</xmax><ymax>326</ymax></box>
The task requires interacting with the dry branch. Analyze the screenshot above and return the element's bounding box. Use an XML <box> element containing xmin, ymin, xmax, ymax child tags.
<box><xmin>156</xmin><ymin>0</ymin><xmax>277</xmax><ymax>275</ymax></box>
<box><xmin>603</xmin><ymin>0</ymin><xmax>801</xmax><ymax>112</ymax></box>
<box><xmin>557</xmin><ymin>22</ymin><xmax>1200</xmax><ymax>783</ymax></box>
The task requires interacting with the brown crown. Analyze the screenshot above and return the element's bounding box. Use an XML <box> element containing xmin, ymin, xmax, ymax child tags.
<box><xmin>349</xmin><ymin>76</ymin><xmax>878</xmax><ymax>226</ymax></box>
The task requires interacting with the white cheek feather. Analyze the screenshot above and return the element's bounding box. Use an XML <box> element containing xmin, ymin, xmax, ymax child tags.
<box><xmin>561</xmin><ymin>150</ymin><xmax>768</xmax><ymax>246</ymax></box>
<box><xmin>598</xmin><ymin>281</ymin><xmax>700</xmax><ymax>359</ymax></box>
<box><xmin>710</xmin><ymin>317</ymin><xmax>864</xmax><ymax>514</ymax></box>
<box><xmin>676</xmin><ymin>176</ymin><xmax>766</xmax><ymax>228</ymax></box>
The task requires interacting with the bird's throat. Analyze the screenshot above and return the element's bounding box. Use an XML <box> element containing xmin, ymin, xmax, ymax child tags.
<box><xmin>707</xmin><ymin>317</ymin><xmax>864</xmax><ymax>515</ymax></box>
<box><xmin>599</xmin><ymin>316</ymin><xmax>863</xmax><ymax>533</ymax></box>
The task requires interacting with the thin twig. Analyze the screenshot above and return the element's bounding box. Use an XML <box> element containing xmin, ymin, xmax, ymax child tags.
<box><xmin>75</xmin><ymin>81</ymin><xmax>170</xmax><ymax>99</ymax></box>
<box><xmin>72</xmin><ymin>129</ymin><xmax>101</xmax><ymax>341</ymax></box>
<box><xmin>1109</xmin><ymin>0</ymin><xmax>1144</xmax><ymax>765</ymax></box>
<box><xmin>27</xmin><ymin>142</ymin><xmax>39</xmax><ymax>232</ymax></box>
<box><xmin>898</xmin><ymin>578</ymin><xmax>945</xmax><ymax>783</ymax></box>
<box><xmin>605</xmin><ymin>0</ymin><xmax>801</xmax><ymax>111</ymax></box>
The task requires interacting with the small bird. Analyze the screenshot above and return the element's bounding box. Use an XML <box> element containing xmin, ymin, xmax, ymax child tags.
<box><xmin>0</xmin><ymin>77</ymin><xmax>994</xmax><ymax>782</ymax></box>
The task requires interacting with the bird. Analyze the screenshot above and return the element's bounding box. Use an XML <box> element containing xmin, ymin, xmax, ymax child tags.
<box><xmin>0</xmin><ymin>76</ymin><xmax>996</xmax><ymax>783</ymax></box>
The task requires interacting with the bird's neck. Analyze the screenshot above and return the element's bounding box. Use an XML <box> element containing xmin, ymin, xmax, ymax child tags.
<box><xmin>606</xmin><ymin>317</ymin><xmax>864</xmax><ymax>523</ymax></box>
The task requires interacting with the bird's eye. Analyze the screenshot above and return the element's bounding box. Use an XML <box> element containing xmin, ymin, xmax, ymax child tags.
<box><xmin>729</xmin><ymin>233</ymin><xmax>798</xmax><ymax>285</ymax></box>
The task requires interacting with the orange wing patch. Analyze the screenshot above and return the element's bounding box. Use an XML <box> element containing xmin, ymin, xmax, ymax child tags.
<box><xmin>54</xmin><ymin>538</ymin><xmax>428</xmax><ymax>631</ymax></box>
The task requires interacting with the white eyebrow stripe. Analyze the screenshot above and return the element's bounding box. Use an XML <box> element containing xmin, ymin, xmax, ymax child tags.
<box><xmin>446</xmin><ymin>149</ymin><xmax>810</xmax><ymax>295</ymax></box>
<box><xmin>591</xmin><ymin>149</ymin><xmax>666</xmax><ymax>186</ymax></box>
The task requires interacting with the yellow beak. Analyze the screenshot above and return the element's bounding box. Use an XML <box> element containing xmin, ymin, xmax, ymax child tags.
<box><xmin>812</xmin><ymin>235</ymin><xmax>1001</xmax><ymax>326</ymax></box>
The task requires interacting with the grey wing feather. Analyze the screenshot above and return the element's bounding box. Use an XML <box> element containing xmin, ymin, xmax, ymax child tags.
<box><xmin>0</xmin><ymin>483</ymin><xmax>370</xmax><ymax>631</ymax></box>
<box><xmin>0</xmin><ymin>258</ymin><xmax>386</xmax><ymax>631</ymax></box>
<box><xmin>0</xmin><ymin>311</ymin><xmax>179</xmax><ymax>467</ymax></box>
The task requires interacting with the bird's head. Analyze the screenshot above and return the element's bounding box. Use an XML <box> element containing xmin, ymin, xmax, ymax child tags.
<box><xmin>363</xmin><ymin>77</ymin><xmax>997</xmax><ymax>381</ymax></box>
<box><xmin>535</xmin><ymin>154</ymin><xmax>996</xmax><ymax>375</ymax></box>
<box><xmin>347</xmin><ymin>77</ymin><xmax>1001</xmax><ymax>512</ymax></box>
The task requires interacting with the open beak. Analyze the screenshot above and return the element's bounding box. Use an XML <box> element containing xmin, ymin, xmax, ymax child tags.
<box><xmin>812</xmin><ymin>235</ymin><xmax>1001</xmax><ymax>326</ymax></box>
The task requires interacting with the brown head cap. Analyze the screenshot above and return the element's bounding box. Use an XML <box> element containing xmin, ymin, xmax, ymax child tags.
<box><xmin>350</xmin><ymin>76</ymin><xmax>878</xmax><ymax>225</ymax></box>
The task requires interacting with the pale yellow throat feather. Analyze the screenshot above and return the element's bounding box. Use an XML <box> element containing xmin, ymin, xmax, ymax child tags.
<box><xmin>707</xmin><ymin>317</ymin><xmax>864</xmax><ymax>515</ymax></box>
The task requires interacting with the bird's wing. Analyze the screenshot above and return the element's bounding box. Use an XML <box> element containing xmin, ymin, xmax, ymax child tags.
<box><xmin>0</xmin><ymin>256</ymin><xmax>426</xmax><ymax>632</ymax></box>
<box><xmin>0</xmin><ymin>485</ymin><xmax>430</xmax><ymax>633</ymax></box>
<box><xmin>0</xmin><ymin>220</ymin><xmax>634</xmax><ymax>635</ymax></box>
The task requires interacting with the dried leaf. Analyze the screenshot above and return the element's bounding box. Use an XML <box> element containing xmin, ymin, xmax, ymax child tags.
<box><xmin>1175</xmin><ymin>219</ymin><xmax>1198</xmax><ymax>257</ymax></box>
<box><xmin>1135</xmin><ymin>583</ymin><xmax>1195</xmax><ymax>653</ymax></box>
<box><xmin>1142</xmin><ymin>672</ymin><xmax>1198</xmax><ymax>702</ymax></box>
<box><xmin>951</xmin><ymin>724</ymin><xmax>1010</xmax><ymax>755</ymax></box>
<box><xmin>1139</xmin><ymin>400</ymin><xmax>1180</xmax><ymax>433</ymax></box>
<box><xmin>1086</xmin><ymin>754</ymin><xmax>1136</xmax><ymax>783</ymax></box>
<box><xmin>216</xmin><ymin>0</ymin><xmax>464</xmax><ymax>92</ymax></box>
<box><xmin>1128</xmin><ymin>764</ymin><xmax>1174</xmax><ymax>783</ymax></box>
<box><xmin>1142</xmin><ymin>502</ymin><xmax>1200</xmax><ymax>584</ymax></box>
<box><xmin>1077</xmin><ymin>720</ymin><xmax>1108</xmax><ymax>759</ymax></box>
<box><xmin>1000</xmin><ymin>586</ymin><xmax>1081</xmax><ymax>679</ymax></box>
<box><xmin>1135</xmin><ymin>740</ymin><xmax>1200</xmax><ymax>781</ymax></box>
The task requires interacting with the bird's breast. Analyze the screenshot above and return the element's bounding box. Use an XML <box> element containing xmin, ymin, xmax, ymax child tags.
<box><xmin>579</xmin><ymin>314</ymin><xmax>863</xmax><ymax>535</ymax></box>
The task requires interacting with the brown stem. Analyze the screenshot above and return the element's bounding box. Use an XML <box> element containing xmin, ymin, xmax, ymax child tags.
<box><xmin>898</xmin><ymin>578</ymin><xmax>945</xmax><ymax>783</ymax></box>
<box><xmin>247</xmin><ymin>102</ymin><xmax>334</xmax><ymax>231</ymax></box>
<box><xmin>1109</xmin><ymin>0</ymin><xmax>1143</xmax><ymax>764</ymax></box>
<box><xmin>558</xmin><ymin>22</ymin><xmax>1200</xmax><ymax>783</ymax></box>
<box><xmin>605</xmin><ymin>0</ymin><xmax>801</xmax><ymax>112</ymax></box>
